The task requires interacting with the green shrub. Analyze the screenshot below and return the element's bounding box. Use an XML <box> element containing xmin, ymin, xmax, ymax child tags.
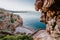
<box><xmin>2</xmin><ymin>35</ymin><xmax>16</xmax><ymax>40</ymax></box>
<box><xmin>0</xmin><ymin>34</ymin><xmax>33</xmax><ymax>40</ymax></box>
<box><xmin>10</xmin><ymin>18</ymin><xmax>15</xmax><ymax>23</ymax></box>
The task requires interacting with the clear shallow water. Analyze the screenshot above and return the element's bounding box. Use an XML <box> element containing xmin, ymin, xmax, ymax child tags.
<box><xmin>14</xmin><ymin>11</ymin><xmax>46</xmax><ymax>30</ymax></box>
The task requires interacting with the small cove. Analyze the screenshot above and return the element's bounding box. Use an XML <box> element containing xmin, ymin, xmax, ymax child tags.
<box><xmin>14</xmin><ymin>11</ymin><xmax>46</xmax><ymax>30</ymax></box>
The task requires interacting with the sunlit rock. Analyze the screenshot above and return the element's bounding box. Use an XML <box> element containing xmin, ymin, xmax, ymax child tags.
<box><xmin>34</xmin><ymin>0</ymin><xmax>60</xmax><ymax>40</ymax></box>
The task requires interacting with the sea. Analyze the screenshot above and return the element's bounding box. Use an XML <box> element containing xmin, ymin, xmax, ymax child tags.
<box><xmin>14</xmin><ymin>11</ymin><xmax>46</xmax><ymax>30</ymax></box>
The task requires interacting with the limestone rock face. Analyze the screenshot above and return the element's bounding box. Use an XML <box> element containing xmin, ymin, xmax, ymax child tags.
<box><xmin>35</xmin><ymin>0</ymin><xmax>60</xmax><ymax>40</ymax></box>
<box><xmin>33</xmin><ymin>30</ymin><xmax>56</xmax><ymax>40</ymax></box>
<box><xmin>35</xmin><ymin>0</ymin><xmax>54</xmax><ymax>12</ymax></box>
<box><xmin>0</xmin><ymin>8</ymin><xmax>23</xmax><ymax>33</ymax></box>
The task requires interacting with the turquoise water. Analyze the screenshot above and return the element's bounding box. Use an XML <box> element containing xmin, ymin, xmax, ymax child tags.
<box><xmin>14</xmin><ymin>11</ymin><xmax>46</xmax><ymax>30</ymax></box>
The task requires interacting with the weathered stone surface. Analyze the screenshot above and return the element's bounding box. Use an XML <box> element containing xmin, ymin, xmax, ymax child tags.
<box><xmin>34</xmin><ymin>0</ymin><xmax>60</xmax><ymax>40</ymax></box>
<box><xmin>33</xmin><ymin>30</ymin><xmax>56</xmax><ymax>40</ymax></box>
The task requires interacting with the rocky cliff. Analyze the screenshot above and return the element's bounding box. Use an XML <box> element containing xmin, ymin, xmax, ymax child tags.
<box><xmin>0</xmin><ymin>8</ymin><xmax>23</xmax><ymax>33</ymax></box>
<box><xmin>34</xmin><ymin>0</ymin><xmax>60</xmax><ymax>40</ymax></box>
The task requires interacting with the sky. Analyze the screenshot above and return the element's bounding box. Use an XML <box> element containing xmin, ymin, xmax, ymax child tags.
<box><xmin>0</xmin><ymin>0</ymin><xmax>35</xmax><ymax>11</ymax></box>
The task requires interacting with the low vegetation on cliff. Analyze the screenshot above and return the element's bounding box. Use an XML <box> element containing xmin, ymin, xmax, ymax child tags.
<box><xmin>0</xmin><ymin>33</ymin><xmax>33</xmax><ymax>40</ymax></box>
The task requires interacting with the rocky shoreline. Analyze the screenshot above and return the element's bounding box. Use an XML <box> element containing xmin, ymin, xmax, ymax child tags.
<box><xmin>0</xmin><ymin>8</ymin><xmax>23</xmax><ymax>34</ymax></box>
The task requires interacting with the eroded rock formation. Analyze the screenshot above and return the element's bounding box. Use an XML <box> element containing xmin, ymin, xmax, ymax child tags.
<box><xmin>0</xmin><ymin>8</ymin><xmax>23</xmax><ymax>33</ymax></box>
<box><xmin>34</xmin><ymin>0</ymin><xmax>60</xmax><ymax>40</ymax></box>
